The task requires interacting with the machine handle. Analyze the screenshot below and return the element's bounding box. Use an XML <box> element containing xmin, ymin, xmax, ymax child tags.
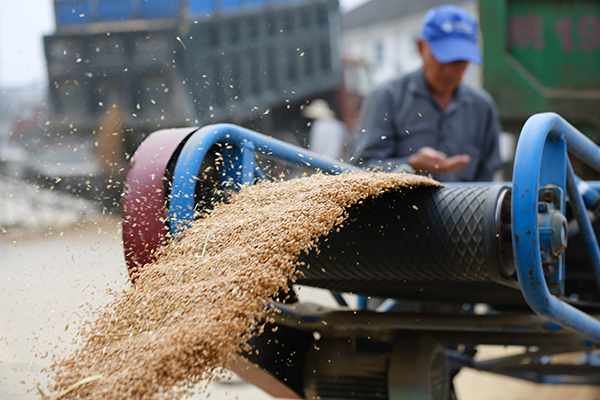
<box><xmin>512</xmin><ymin>112</ymin><xmax>600</xmax><ymax>343</ymax></box>
<box><xmin>169</xmin><ymin>123</ymin><xmax>360</xmax><ymax>235</ymax></box>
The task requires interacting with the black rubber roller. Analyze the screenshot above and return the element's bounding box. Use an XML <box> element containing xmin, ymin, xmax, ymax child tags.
<box><xmin>296</xmin><ymin>184</ymin><xmax>522</xmax><ymax>305</ymax></box>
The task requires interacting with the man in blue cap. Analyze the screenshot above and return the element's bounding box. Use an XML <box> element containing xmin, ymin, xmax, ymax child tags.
<box><xmin>352</xmin><ymin>4</ymin><xmax>502</xmax><ymax>182</ymax></box>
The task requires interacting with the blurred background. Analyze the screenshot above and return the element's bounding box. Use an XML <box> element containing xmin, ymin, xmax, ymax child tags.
<box><xmin>2</xmin><ymin>0</ymin><xmax>598</xmax><ymax>217</ymax></box>
<box><xmin>1</xmin><ymin>1</ymin><xmax>600</xmax><ymax>399</ymax></box>
<box><xmin>0</xmin><ymin>0</ymin><xmax>486</xmax><ymax>219</ymax></box>
<box><xmin>0</xmin><ymin>0</ymin><xmax>373</xmax><ymax>216</ymax></box>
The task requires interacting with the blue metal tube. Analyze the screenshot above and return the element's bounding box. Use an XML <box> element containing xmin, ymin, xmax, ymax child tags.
<box><xmin>566</xmin><ymin>160</ymin><xmax>600</xmax><ymax>292</ymax></box>
<box><xmin>169</xmin><ymin>123</ymin><xmax>361</xmax><ymax>234</ymax></box>
<box><xmin>585</xmin><ymin>181</ymin><xmax>600</xmax><ymax>193</ymax></box>
<box><xmin>512</xmin><ymin>112</ymin><xmax>600</xmax><ymax>343</ymax></box>
<box><xmin>575</xmin><ymin>176</ymin><xmax>600</xmax><ymax>214</ymax></box>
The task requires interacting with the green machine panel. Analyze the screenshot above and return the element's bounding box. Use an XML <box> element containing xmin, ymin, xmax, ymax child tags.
<box><xmin>480</xmin><ymin>0</ymin><xmax>600</xmax><ymax>137</ymax></box>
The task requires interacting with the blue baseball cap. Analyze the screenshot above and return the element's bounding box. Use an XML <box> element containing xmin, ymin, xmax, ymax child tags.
<box><xmin>420</xmin><ymin>5</ymin><xmax>481</xmax><ymax>65</ymax></box>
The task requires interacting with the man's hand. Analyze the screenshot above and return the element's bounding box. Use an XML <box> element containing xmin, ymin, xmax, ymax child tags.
<box><xmin>408</xmin><ymin>146</ymin><xmax>470</xmax><ymax>174</ymax></box>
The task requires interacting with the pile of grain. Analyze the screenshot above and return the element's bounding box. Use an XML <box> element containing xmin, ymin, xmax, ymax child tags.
<box><xmin>45</xmin><ymin>172</ymin><xmax>439</xmax><ymax>399</ymax></box>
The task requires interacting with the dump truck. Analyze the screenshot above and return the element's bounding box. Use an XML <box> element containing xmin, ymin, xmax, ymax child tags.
<box><xmin>42</xmin><ymin>0</ymin><xmax>351</xmax><ymax>206</ymax></box>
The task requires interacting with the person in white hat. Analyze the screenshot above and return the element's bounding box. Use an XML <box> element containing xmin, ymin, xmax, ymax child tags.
<box><xmin>302</xmin><ymin>99</ymin><xmax>350</xmax><ymax>161</ymax></box>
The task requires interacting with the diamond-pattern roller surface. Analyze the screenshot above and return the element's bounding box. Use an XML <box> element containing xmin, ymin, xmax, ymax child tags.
<box><xmin>296</xmin><ymin>186</ymin><xmax>522</xmax><ymax>304</ymax></box>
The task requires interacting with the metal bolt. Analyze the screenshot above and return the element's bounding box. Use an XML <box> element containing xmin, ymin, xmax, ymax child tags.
<box><xmin>542</xmin><ymin>190</ymin><xmax>555</xmax><ymax>204</ymax></box>
<box><xmin>543</xmin><ymin>262</ymin><xmax>555</xmax><ymax>277</ymax></box>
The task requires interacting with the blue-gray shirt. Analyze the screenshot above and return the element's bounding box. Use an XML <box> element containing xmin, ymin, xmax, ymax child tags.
<box><xmin>352</xmin><ymin>68</ymin><xmax>502</xmax><ymax>182</ymax></box>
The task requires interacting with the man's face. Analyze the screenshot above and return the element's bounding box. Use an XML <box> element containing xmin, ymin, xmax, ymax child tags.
<box><xmin>417</xmin><ymin>40</ymin><xmax>469</xmax><ymax>96</ymax></box>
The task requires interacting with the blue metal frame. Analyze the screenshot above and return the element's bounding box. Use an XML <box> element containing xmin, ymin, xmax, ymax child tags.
<box><xmin>512</xmin><ymin>112</ymin><xmax>600</xmax><ymax>344</ymax></box>
<box><xmin>169</xmin><ymin>123</ymin><xmax>360</xmax><ymax>234</ymax></box>
<box><xmin>447</xmin><ymin>349</ymin><xmax>600</xmax><ymax>385</ymax></box>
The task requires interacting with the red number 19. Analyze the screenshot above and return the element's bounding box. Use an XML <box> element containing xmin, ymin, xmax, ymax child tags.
<box><xmin>554</xmin><ymin>15</ymin><xmax>600</xmax><ymax>52</ymax></box>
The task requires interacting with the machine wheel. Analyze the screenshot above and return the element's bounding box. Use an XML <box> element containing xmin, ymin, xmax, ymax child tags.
<box><xmin>121</xmin><ymin>127</ymin><xmax>197</xmax><ymax>275</ymax></box>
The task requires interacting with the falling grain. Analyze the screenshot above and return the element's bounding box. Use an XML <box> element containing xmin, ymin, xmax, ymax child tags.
<box><xmin>46</xmin><ymin>172</ymin><xmax>439</xmax><ymax>399</ymax></box>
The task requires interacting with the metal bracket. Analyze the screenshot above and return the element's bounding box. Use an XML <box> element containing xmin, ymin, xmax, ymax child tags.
<box><xmin>512</xmin><ymin>112</ymin><xmax>600</xmax><ymax>344</ymax></box>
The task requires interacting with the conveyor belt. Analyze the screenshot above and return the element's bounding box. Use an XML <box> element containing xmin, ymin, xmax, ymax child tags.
<box><xmin>296</xmin><ymin>185</ymin><xmax>523</xmax><ymax>305</ymax></box>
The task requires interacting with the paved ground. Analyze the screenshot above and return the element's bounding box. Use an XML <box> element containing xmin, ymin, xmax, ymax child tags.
<box><xmin>0</xmin><ymin>179</ymin><xmax>282</xmax><ymax>400</ymax></box>
<box><xmin>2</xmin><ymin>182</ymin><xmax>600</xmax><ymax>399</ymax></box>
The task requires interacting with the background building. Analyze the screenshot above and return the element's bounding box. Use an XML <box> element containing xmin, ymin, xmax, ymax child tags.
<box><xmin>341</xmin><ymin>0</ymin><xmax>478</xmax><ymax>89</ymax></box>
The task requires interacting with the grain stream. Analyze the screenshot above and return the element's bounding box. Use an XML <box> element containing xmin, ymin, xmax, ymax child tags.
<box><xmin>46</xmin><ymin>172</ymin><xmax>439</xmax><ymax>399</ymax></box>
